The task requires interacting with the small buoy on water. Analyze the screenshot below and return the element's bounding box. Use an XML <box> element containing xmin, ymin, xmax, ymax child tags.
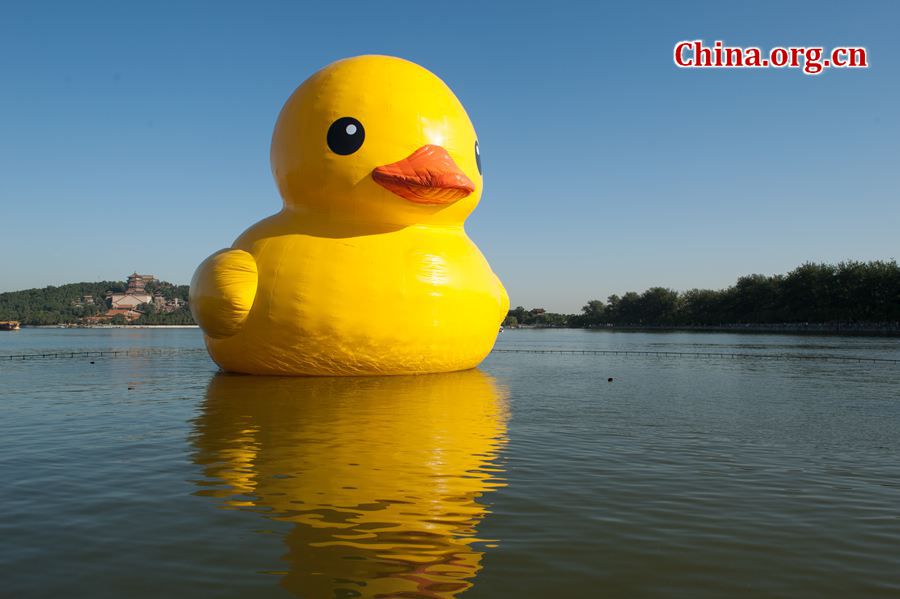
<box><xmin>607</xmin><ymin>377</ymin><xmax>613</xmax><ymax>382</ymax></box>
<box><xmin>90</xmin><ymin>361</ymin><xmax>95</xmax><ymax>364</ymax></box>
<box><xmin>128</xmin><ymin>386</ymin><xmax>135</xmax><ymax>390</ymax></box>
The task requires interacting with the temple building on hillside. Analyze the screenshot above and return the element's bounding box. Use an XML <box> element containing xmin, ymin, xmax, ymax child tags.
<box><xmin>108</xmin><ymin>273</ymin><xmax>156</xmax><ymax>309</ymax></box>
<box><xmin>78</xmin><ymin>272</ymin><xmax>187</xmax><ymax>324</ymax></box>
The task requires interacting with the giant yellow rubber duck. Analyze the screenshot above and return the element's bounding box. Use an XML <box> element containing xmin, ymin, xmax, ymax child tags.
<box><xmin>192</xmin><ymin>370</ymin><xmax>509</xmax><ymax>597</ymax></box>
<box><xmin>189</xmin><ymin>55</ymin><xmax>508</xmax><ymax>375</ymax></box>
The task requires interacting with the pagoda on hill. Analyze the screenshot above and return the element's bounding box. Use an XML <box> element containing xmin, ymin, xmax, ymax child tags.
<box><xmin>107</xmin><ymin>273</ymin><xmax>156</xmax><ymax>310</ymax></box>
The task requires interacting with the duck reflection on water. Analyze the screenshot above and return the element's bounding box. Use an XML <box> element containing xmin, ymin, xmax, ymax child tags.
<box><xmin>192</xmin><ymin>369</ymin><xmax>509</xmax><ymax>598</ymax></box>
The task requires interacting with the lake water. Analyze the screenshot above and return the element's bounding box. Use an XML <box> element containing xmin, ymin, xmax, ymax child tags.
<box><xmin>2</xmin><ymin>328</ymin><xmax>900</xmax><ymax>597</ymax></box>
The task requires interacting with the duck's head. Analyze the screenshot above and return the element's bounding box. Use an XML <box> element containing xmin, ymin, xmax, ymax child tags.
<box><xmin>271</xmin><ymin>55</ymin><xmax>483</xmax><ymax>227</ymax></box>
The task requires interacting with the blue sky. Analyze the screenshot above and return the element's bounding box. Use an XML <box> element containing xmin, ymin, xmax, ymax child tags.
<box><xmin>1</xmin><ymin>1</ymin><xmax>897</xmax><ymax>312</ymax></box>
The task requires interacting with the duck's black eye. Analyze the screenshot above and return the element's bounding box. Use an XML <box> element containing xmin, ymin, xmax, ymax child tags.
<box><xmin>327</xmin><ymin>117</ymin><xmax>365</xmax><ymax>155</ymax></box>
<box><xmin>475</xmin><ymin>140</ymin><xmax>482</xmax><ymax>175</ymax></box>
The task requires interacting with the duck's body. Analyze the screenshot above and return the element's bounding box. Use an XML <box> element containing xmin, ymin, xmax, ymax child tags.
<box><xmin>196</xmin><ymin>214</ymin><xmax>506</xmax><ymax>375</ymax></box>
<box><xmin>190</xmin><ymin>55</ymin><xmax>508</xmax><ymax>375</ymax></box>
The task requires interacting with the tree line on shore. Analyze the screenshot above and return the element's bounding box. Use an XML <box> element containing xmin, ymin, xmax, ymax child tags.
<box><xmin>505</xmin><ymin>260</ymin><xmax>900</xmax><ymax>328</ymax></box>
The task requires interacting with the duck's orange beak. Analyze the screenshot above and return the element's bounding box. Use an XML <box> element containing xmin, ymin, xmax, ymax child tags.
<box><xmin>372</xmin><ymin>145</ymin><xmax>475</xmax><ymax>205</ymax></box>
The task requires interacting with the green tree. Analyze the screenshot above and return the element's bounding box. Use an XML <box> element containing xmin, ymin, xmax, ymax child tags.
<box><xmin>581</xmin><ymin>300</ymin><xmax>605</xmax><ymax>326</ymax></box>
<box><xmin>511</xmin><ymin>306</ymin><xmax>529</xmax><ymax>324</ymax></box>
<box><xmin>615</xmin><ymin>292</ymin><xmax>642</xmax><ymax>324</ymax></box>
<box><xmin>680</xmin><ymin>288</ymin><xmax>725</xmax><ymax>325</ymax></box>
<box><xmin>638</xmin><ymin>287</ymin><xmax>679</xmax><ymax>325</ymax></box>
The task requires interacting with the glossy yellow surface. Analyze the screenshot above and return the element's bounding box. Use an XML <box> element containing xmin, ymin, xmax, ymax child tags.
<box><xmin>189</xmin><ymin>55</ymin><xmax>508</xmax><ymax>375</ymax></box>
<box><xmin>192</xmin><ymin>370</ymin><xmax>509</xmax><ymax>598</ymax></box>
<box><xmin>189</xmin><ymin>249</ymin><xmax>258</xmax><ymax>339</ymax></box>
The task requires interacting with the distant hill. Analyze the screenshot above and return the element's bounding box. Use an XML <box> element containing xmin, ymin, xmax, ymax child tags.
<box><xmin>0</xmin><ymin>280</ymin><xmax>193</xmax><ymax>325</ymax></box>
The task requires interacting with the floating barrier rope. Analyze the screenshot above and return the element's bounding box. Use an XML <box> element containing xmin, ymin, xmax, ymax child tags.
<box><xmin>2</xmin><ymin>347</ymin><xmax>897</xmax><ymax>364</ymax></box>
<box><xmin>2</xmin><ymin>349</ymin><xmax>207</xmax><ymax>361</ymax></box>
<box><xmin>491</xmin><ymin>348</ymin><xmax>899</xmax><ymax>364</ymax></box>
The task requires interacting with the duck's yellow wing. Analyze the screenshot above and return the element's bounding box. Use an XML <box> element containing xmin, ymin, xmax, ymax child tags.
<box><xmin>189</xmin><ymin>249</ymin><xmax>258</xmax><ymax>339</ymax></box>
